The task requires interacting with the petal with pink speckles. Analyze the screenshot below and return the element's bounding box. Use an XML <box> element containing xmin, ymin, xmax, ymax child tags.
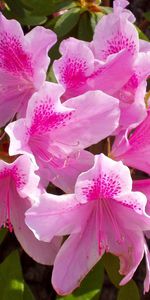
<box><xmin>53</xmin><ymin>37</ymin><xmax>95</xmax><ymax>100</ymax></box>
<box><xmin>0</xmin><ymin>13</ymin><xmax>56</xmax><ymax>126</ymax></box>
<box><xmin>93</xmin><ymin>8</ymin><xmax>139</xmax><ymax>61</ymax></box>
<box><xmin>0</xmin><ymin>155</ymin><xmax>61</xmax><ymax>265</ymax></box>
<box><xmin>6</xmin><ymin>82</ymin><xmax>120</xmax><ymax>191</ymax></box>
<box><xmin>25</xmin><ymin>154</ymin><xmax>150</xmax><ymax>294</ymax></box>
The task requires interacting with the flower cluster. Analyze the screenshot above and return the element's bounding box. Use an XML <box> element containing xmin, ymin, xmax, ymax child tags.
<box><xmin>1</xmin><ymin>0</ymin><xmax>150</xmax><ymax>295</ymax></box>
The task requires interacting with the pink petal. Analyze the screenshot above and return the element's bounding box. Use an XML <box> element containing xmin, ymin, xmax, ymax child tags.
<box><xmin>0</xmin><ymin>155</ymin><xmax>61</xmax><ymax>264</ymax></box>
<box><xmin>52</xmin><ymin>91</ymin><xmax>120</xmax><ymax>154</ymax></box>
<box><xmin>144</xmin><ymin>243</ymin><xmax>150</xmax><ymax>293</ymax></box>
<box><xmin>0</xmin><ymin>13</ymin><xmax>57</xmax><ymax>125</ymax></box>
<box><xmin>93</xmin><ymin>9</ymin><xmax>139</xmax><ymax>61</ymax></box>
<box><xmin>11</xmin><ymin>185</ymin><xmax>62</xmax><ymax>265</ymax></box>
<box><xmin>112</xmin><ymin>111</ymin><xmax>150</xmax><ymax>174</ymax></box>
<box><xmin>38</xmin><ymin>150</ymin><xmax>94</xmax><ymax>193</ymax></box>
<box><xmin>6</xmin><ymin>84</ymin><xmax>120</xmax><ymax>163</ymax></box>
<box><xmin>53</xmin><ymin>37</ymin><xmax>95</xmax><ymax>99</ymax></box>
<box><xmin>88</xmin><ymin>49</ymin><xmax>134</xmax><ymax>96</ymax></box>
<box><xmin>52</xmin><ymin>208</ymin><xmax>101</xmax><ymax>295</ymax></box>
<box><xmin>25</xmin><ymin>193</ymin><xmax>91</xmax><ymax>242</ymax></box>
<box><xmin>75</xmin><ymin>154</ymin><xmax>132</xmax><ymax>203</ymax></box>
<box><xmin>25</xmin><ymin>26</ymin><xmax>56</xmax><ymax>90</ymax></box>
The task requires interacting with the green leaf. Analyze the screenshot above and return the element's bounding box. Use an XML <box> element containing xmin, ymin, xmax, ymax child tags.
<box><xmin>57</xmin><ymin>260</ymin><xmax>104</xmax><ymax>300</ymax></box>
<box><xmin>117</xmin><ymin>280</ymin><xmax>140</xmax><ymax>300</ymax></box>
<box><xmin>136</xmin><ymin>26</ymin><xmax>149</xmax><ymax>41</ymax></box>
<box><xmin>144</xmin><ymin>12</ymin><xmax>150</xmax><ymax>22</ymax></box>
<box><xmin>0</xmin><ymin>228</ymin><xmax>7</xmax><ymax>244</ymax></box>
<box><xmin>57</xmin><ymin>290</ymin><xmax>100</xmax><ymax>300</ymax></box>
<box><xmin>54</xmin><ymin>8</ymin><xmax>81</xmax><ymax>38</ymax></box>
<box><xmin>23</xmin><ymin>282</ymin><xmax>35</xmax><ymax>300</ymax></box>
<box><xmin>74</xmin><ymin>260</ymin><xmax>104</xmax><ymax>296</ymax></box>
<box><xmin>0</xmin><ymin>250</ymin><xmax>24</xmax><ymax>300</ymax></box>
<box><xmin>4</xmin><ymin>0</ymin><xmax>46</xmax><ymax>25</ymax></box>
<box><xmin>90</xmin><ymin>12</ymin><xmax>104</xmax><ymax>31</ymax></box>
<box><xmin>78</xmin><ymin>12</ymin><xmax>93</xmax><ymax>41</ymax></box>
<box><xmin>100</xmin><ymin>6</ymin><xmax>112</xmax><ymax>14</ymax></box>
<box><xmin>102</xmin><ymin>253</ymin><xmax>122</xmax><ymax>288</ymax></box>
<box><xmin>21</xmin><ymin>0</ymin><xmax>77</xmax><ymax>16</ymax></box>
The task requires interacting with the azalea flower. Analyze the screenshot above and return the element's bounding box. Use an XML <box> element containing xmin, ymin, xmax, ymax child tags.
<box><xmin>0</xmin><ymin>154</ymin><xmax>61</xmax><ymax>265</ymax></box>
<box><xmin>133</xmin><ymin>179</ymin><xmax>150</xmax><ymax>215</ymax></box>
<box><xmin>111</xmin><ymin>110</ymin><xmax>150</xmax><ymax>174</ymax></box>
<box><xmin>5</xmin><ymin>82</ymin><xmax>120</xmax><ymax>192</ymax></box>
<box><xmin>25</xmin><ymin>154</ymin><xmax>150</xmax><ymax>294</ymax></box>
<box><xmin>0</xmin><ymin>13</ymin><xmax>56</xmax><ymax>126</ymax></box>
<box><xmin>53</xmin><ymin>0</ymin><xmax>149</xmax><ymax>131</ymax></box>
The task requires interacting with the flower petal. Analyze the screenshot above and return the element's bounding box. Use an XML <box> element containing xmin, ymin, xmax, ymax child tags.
<box><xmin>52</xmin><ymin>208</ymin><xmax>101</xmax><ymax>295</ymax></box>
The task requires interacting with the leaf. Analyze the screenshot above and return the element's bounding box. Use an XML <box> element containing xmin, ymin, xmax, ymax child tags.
<box><xmin>23</xmin><ymin>282</ymin><xmax>35</xmax><ymax>300</ymax></box>
<box><xmin>57</xmin><ymin>290</ymin><xmax>100</xmax><ymax>300</ymax></box>
<box><xmin>136</xmin><ymin>26</ymin><xmax>149</xmax><ymax>41</ymax></box>
<box><xmin>117</xmin><ymin>280</ymin><xmax>140</xmax><ymax>300</ymax></box>
<box><xmin>57</xmin><ymin>260</ymin><xmax>104</xmax><ymax>300</ymax></box>
<box><xmin>54</xmin><ymin>8</ymin><xmax>81</xmax><ymax>38</ymax></box>
<box><xmin>21</xmin><ymin>0</ymin><xmax>77</xmax><ymax>16</ymax></box>
<box><xmin>0</xmin><ymin>250</ymin><xmax>24</xmax><ymax>300</ymax></box>
<box><xmin>102</xmin><ymin>253</ymin><xmax>122</xmax><ymax>288</ymax></box>
<box><xmin>144</xmin><ymin>12</ymin><xmax>150</xmax><ymax>22</ymax></box>
<box><xmin>100</xmin><ymin>6</ymin><xmax>112</xmax><ymax>14</ymax></box>
<box><xmin>78</xmin><ymin>12</ymin><xmax>93</xmax><ymax>41</ymax></box>
<box><xmin>0</xmin><ymin>228</ymin><xmax>7</xmax><ymax>244</ymax></box>
<box><xmin>4</xmin><ymin>0</ymin><xmax>46</xmax><ymax>25</ymax></box>
<box><xmin>74</xmin><ymin>260</ymin><xmax>104</xmax><ymax>295</ymax></box>
<box><xmin>90</xmin><ymin>12</ymin><xmax>104</xmax><ymax>31</ymax></box>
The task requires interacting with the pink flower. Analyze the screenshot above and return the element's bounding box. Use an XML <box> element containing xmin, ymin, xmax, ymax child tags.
<box><xmin>133</xmin><ymin>179</ymin><xmax>150</xmax><ymax>215</ymax></box>
<box><xmin>53</xmin><ymin>37</ymin><xmax>134</xmax><ymax>101</ymax></box>
<box><xmin>111</xmin><ymin>110</ymin><xmax>150</xmax><ymax>174</ymax></box>
<box><xmin>133</xmin><ymin>179</ymin><xmax>150</xmax><ymax>293</ymax></box>
<box><xmin>0</xmin><ymin>154</ymin><xmax>61</xmax><ymax>265</ymax></box>
<box><xmin>0</xmin><ymin>13</ymin><xmax>56</xmax><ymax>126</ymax></box>
<box><xmin>5</xmin><ymin>82</ymin><xmax>120</xmax><ymax>192</ymax></box>
<box><xmin>53</xmin><ymin>0</ymin><xmax>149</xmax><ymax>131</ymax></box>
<box><xmin>25</xmin><ymin>154</ymin><xmax>150</xmax><ymax>294</ymax></box>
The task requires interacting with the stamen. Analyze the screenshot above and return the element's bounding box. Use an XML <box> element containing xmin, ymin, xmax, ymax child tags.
<box><xmin>103</xmin><ymin>199</ymin><xmax>124</xmax><ymax>244</ymax></box>
<box><xmin>4</xmin><ymin>188</ymin><xmax>13</xmax><ymax>232</ymax></box>
<box><xmin>96</xmin><ymin>200</ymin><xmax>109</xmax><ymax>255</ymax></box>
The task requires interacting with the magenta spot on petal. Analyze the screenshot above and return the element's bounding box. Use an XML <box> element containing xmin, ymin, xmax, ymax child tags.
<box><xmin>29</xmin><ymin>97</ymin><xmax>73</xmax><ymax>135</ymax></box>
<box><xmin>124</xmin><ymin>73</ymin><xmax>139</xmax><ymax>91</ymax></box>
<box><xmin>102</xmin><ymin>31</ymin><xmax>136</xmax><ymax>60</ymax></box>
<box><xmin>0</xmin><ymin>166</ymin><xmax>26</xmax><ymax>189</ymax></box>
<box><xmin>59</xmin><ymin>57</ymin><xmax>88</xmax><ymax>88</ymax></box>
<box><xmin>0</xmin><ymin>165</ymin><xmax>26</xmax><ymax>232</ymax></box>
<box><xmin>0</xmin><ymin>32</ymin><xmax>33</xmax><ymax>76</ymax></box>
<box><xmin>4</xmin><ymin>219</ymin><xmax>13</xmax><ymax>232</ymax></box>
<box><xmin>82</xmin><ymin>173</ymin><xmax>121</xmax><ymax>201</ymax></box>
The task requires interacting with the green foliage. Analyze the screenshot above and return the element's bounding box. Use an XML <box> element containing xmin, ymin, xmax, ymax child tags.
<box><xmin>136</xmin><ymin>26</ymin><xmax>149</xmax><ymax>41</ymax></box>
<box><xmin>144</xmin><ymin>12</ymin><xmax>150</xmax><ymax>22</ymax></box>
<box><xmin>102</xmin><ymin>253</ymin><xmax>122</xmax><ymax>288</ymax></box>
<box><xmin>102</xmin><ymin>254</ymin><xmax>140</xmax><ymax>299</ymax></box>
<box><xmin>78</xmin><ymin>12</ymin><xmax>93</xmax><ymax>41</ymax></box>
<box><xmin>117</xmin><ymin>280</ymin><xmax>140</xmax><ymax>300</ymax></box>
<box><xmin>23</xmin><ymin>283</ymin><xmax>35</xmax><ymax>300</ymax></box>
<box><xmin>0</xmin><ymin>228</ymin><xmax>7</xmax><ymax>244</ymax></box>
<box><xmin>4</xmin><ymin>0</ymin><xmax>47</xmax><ymax>25</ymax></box>
<box><xmin>54</xmin><ymin>8</ymin><xmax>81</xmax><ymax>38</ymax></box>
<box><xmin>0</xmin><ymin>250</ymin><xmax>24</xmax><ymax>300</ymax></box>
<box><xmin>0</xmin><ymin>250</ymin><xmax>35</xmax><ymax>300</ymax></box>
<box><xmin>20</xmin><ymin>0</ymin><xmax>77</xmax><ymax>16</ymax></box>
<box><xmin>57</xmin><ymin>260</ymin><xmax>104</xmax><ymax>300</ymax></box>
<box><xmin>90</xmin><ymin>12</ymin><xmax>104</xmax><ymax>31</ymax></box>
